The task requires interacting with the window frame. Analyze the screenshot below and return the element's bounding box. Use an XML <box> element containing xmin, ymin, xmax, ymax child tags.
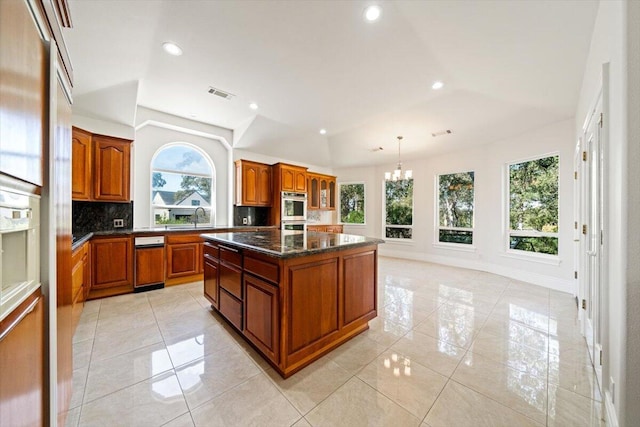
<box><xmin>382</xmin><ymin>177</ymin><xmax>414</xmax><ymax>242</ymax></box>
<box><xmin>504</xmin><ymin>152</ymin><xmax>560</xmax><ymax>259</ymax></box>
<box><xmin>150</xmin><ymin>142</ymin><xmax>216</xmax><ymax>227</ymax></box>
<box><xmin>434</xmin><ymin>170</ymin><xmax>476</xmax><ymax>249</ymax></box>
<box><xmin>338</xmin><ymin>182</ymin><xmax>366</xmax><ymax>226</ymax></box>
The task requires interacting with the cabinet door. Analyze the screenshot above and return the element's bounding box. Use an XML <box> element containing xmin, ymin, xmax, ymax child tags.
<box><xmin>203</xmin><ymin>257</ymin><xmax>219</xmax><ymax>308</ymax></box>
<box><xmin>308</xmin><ymin>175</ymin><xmax>319</xmax><ymax>210</ymax></box>
<box><xmin>93</xmin><ymin>135</ymin><xmax>131</xmax><ymax>201</ymax></box>
<box><xmin>328</xmin><ymin>179</ymin><xmax>336</xmax><ymax>210</ymax></box>
<box><xmin>91</xmin><ymin>237</ymin><xmax>133</xmax><ymax>288</ymax></box>
<box><xmin>241</xmin><ymin>162</ymin><xmax>259</xmax><ymax>205</ymax></box>
<box><xmin>325</xmin><ymin>225</ymin><xmax>343</xmax><ymax>233</ymax></box>
<box><xmin>294</xmin><ymin>170</ymin><xmax>307</xmax><ymax>192</ymax></box>
<box><xmin>281</xmin><ymin>167</ymin><xmax>296</xmax><ymax>191</ymax></box>
<box><xmin>0</xmin><ymin>291</ymin><xmax>44</xmax><ymax>427</ymax></box>
<box><xmin>71</xmin><ymin>127</ymin><xmax>92</xmax><ymax>200</ymax></box>
<box><xmin>244</xmin><ymin>274</ymin><xmax>279</xmax><ymax>363</ymax></box>
<box><xmin>257</xmin><ymin>165</ymin><xmax>272</xmax><ymax>206</ymax></box>
<box><xmin>319</xmin><ymin>178</ymin><xmax>328</xmax><ymax>209</ymax></box>
<box><xmin>135</xmin><ymin>246</ymin><xmax>165</xmax><ymax>286</ymax></box>
<box><xmin>166</xmin><ymin>242</ymin><xmax>200</xmax><ymax>279</ymax></box>
<box><xmin>0</xmin><ymin>0</ymin><xmax>45</xmax><ymax>186</ymax></box>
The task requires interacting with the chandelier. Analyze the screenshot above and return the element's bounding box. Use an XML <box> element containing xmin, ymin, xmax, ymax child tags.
<box><xmin>385</xmin><ymin>136</ymin><xmax>412</xmax><ymax>181</ymax></box>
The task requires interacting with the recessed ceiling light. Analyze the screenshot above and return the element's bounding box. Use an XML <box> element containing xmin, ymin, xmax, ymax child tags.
<box><xmin>363</xmin><ymin>5</ymin><xmax>381</xmax><ymax>22</ymax></box>
<box><xmin>162</xmin><ymin>42</ymin><xmax>183</xmax><ymax>56</ymax></box>
<box><xmin>432</xmin><ymin>81</ymin><xmax>444</xmax><ymax>90</ymax></box>
<box><xmin>249</xmin><ymin>102</ymin><xmax>258</xmax><ymax>110</ymax></box>
<box><xmin>319</xmin><ymin>129</ymin><xmax>327</xmax><ymax>135</ymax></box>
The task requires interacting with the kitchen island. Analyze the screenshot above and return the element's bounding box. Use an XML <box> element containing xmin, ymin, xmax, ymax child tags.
<box><xmin>201</xmin><ymin>229</ymin><xmax>383</xmax><ymax>378</ymax></box>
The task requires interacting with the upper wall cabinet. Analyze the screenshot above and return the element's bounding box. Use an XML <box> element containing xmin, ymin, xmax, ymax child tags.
<box><xmin>72</xmin><ymin>127</ymin><xmax>131</xmax><ymax>202</ymax></box>
<box><xmin>274</xmin><ymin>163</ymin><xmax>307</xmax><ymax>193</ymax></box>
<box><xmin>235</xmin><ymin>160</ymin><xmax>272</xmax><ymax>207</ymax></box>
<box><xmin>0</xmin><ymin>0</ymin><xmax>47</xmax><ymax>187</ymax></box>
<box><xmin>72</xmin><ymin>127</ymin><xmax>92</xmax><ymax>200</ymax></box>
<box><xmin>307</xmin><ymin>173</ymin><xmax>336</xmax><ymax>210</ymax></box>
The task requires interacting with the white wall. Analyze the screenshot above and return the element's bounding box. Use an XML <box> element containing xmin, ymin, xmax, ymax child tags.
<box><xmin>574</xmin><ymin>1</ymin><xmax>635</xmax><ymax>425</ymax></box>
<box><xmin>133</xmin><ymin>107</ymin><xmax>233</xmax><ymax>228</ymax></box>
<box><xmin>335</xmin><ymin>119</ymin><xmax>575</xmax><ymax>292</ymax></box>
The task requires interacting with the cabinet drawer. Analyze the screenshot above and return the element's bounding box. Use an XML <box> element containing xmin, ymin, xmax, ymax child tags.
<box><xmin>219</xmin><ymin>289</ymin><xmax>242</xmax><ymax>330</ymax></box>
<box><xmin>220</xmin><ymin>245</ymin><xmax>242</xmax><ymax>266</ymax></box>
<box><xmin>219</xmin><ymin>261</ymin><xmax>242</xmax><ymax>299</ymax></box>
<box><xmin>245</xmin><ymin>256</ymin><xmax>279</xmax><ymax>284</ymax></box>
<box><xmin>167</xmin><ymin>233</ymin><xmax>204</xmax><ymax>244</ymax></box>
<box><xmin>203</xmin><ymin>241</ymin><xmax>219</xmax><ymax>260</ymax></box>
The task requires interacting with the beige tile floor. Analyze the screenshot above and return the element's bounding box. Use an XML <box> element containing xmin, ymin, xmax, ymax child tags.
<box><xmin>65</xmin><ymin>257</ymin><xmax>604</xmax><ymax>427</ymax></box>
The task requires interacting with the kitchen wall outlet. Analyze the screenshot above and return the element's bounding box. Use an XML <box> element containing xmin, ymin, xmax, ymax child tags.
<box><xmin>242</xmin><ymin>217</ymin><xmax>248</xmax><ymax>225</ymax></box>
<box><xmin>113</xmin><ymin>218</ymin><xmax>124</xmax><ymax>228</ymax></box>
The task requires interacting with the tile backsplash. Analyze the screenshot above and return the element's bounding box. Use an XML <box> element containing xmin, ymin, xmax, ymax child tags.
<box><xmin>233</xmin><ymin>206</ymin><xmax>269</xmax><ymax>226</ymax></box>
<box><xmin>72</xmin><ymin>201</ymin><xmax>133</xmax><ymax>234</ymax></box>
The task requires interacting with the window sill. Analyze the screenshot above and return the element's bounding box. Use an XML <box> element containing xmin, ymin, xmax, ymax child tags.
<box><xmin>340</xmin><ymin>223</ymin><xmax>366</xmax><ymax>227</ymax></box>
<box><xmin>432</xmin><ymin>242</ymin><xmax>477</xmax><ymax>252</ymax></box>
<box><xmin>501</xmin><ymin>250</ymin><xmax>561</xmax><ymax>266</ymax></box>
<box><xmin>383</xmin><ymin>238</ymin><xmax>414</xmax><ymax>245</ymax></box>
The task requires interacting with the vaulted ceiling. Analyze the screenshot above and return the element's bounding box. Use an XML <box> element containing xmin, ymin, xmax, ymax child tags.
<box><xmin>64</xmin><ymin>0</ymin><xmax>599</xmax><ymax>168</ymax></box>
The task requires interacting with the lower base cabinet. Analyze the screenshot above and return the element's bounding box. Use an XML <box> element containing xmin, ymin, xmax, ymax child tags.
<box><xmin>0</xmin><ymin>289</ymin><xmax>44</xmax><ymax>427</ymax></box>
<box><xmin>89</xmin><ymin>237</ymin><xmax>133</xmax><ymax>299</ymax></box>
<box><xmin>244</xmin><ymin>274</ymin><xmax>279</xmax><ymax>362</ymax></box>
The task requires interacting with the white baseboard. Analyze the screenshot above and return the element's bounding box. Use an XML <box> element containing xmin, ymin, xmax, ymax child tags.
<box><xmin>604</xmin><ymin>391</ymin><xmax>619</xmax><ymax>427</ymax></box>
<box><xmin>378</xmin><ymin>247</ymin><xmax>574</xmax><ymax>293</ymax></box>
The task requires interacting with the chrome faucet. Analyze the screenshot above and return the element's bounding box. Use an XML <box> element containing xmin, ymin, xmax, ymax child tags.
<box><xmin>193</xmin><ymin>207</ymin><xmax>206</xmax><ymax>227</ymax></box>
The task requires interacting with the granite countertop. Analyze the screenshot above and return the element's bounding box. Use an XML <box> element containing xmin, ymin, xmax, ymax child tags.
<box><xmin>72</xmin><ymin>225</ymin><xmax>277</xmax><ymax>251</ymax></box>
<box><xmin>201</xmin><ymin>230</ymin><xmax>384</xmax><ymax>259</ymax></box>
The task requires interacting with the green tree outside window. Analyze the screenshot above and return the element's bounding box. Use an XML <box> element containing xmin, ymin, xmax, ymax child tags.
<box><xmin>385</xmin><ymin>179</ymin><xmax>413</xmax><ymax>239</ymax></box>
<box><xmin>508</xmin><ymin>155</ymin><xmax>559</xmax><ymax>255</ymax></box>
<box><xmin>340</xmin><ymin>183</ymin><xmax>365</xmax><ymax>224</ymax></box>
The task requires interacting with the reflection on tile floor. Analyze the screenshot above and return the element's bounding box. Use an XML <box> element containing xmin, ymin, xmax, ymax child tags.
<box><xmin>66</xmin><ymin>257</ymin><xmax>605</xmax><ymax>426</ymax></box>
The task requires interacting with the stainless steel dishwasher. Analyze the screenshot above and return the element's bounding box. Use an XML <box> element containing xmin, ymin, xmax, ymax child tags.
<box><xmin>134</xmin><ymin>236</ymin><xmax>165</xmax><ymax>292</ymax></box>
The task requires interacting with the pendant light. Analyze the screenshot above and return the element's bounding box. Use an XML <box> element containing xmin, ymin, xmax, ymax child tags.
<box><xmin>385</xmin><ymin>136</ymin><xmax>412</xmax><ymax>181</ymax></box>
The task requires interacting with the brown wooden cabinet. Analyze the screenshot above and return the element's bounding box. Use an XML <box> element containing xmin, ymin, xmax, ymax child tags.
<box><xmin>71</xmin><ymin>127</ymin><xmax>92</xmax><ymax>200</ymax></box>
<box><xmin>307</xmin><ymin>224</ymin><xmax>343</xmax><ymax>233</ymax></box>
<box><xmin>0</xmin><ymin>289</ymin><xmax>44</xmax><ymax>427</ymax></box>
<box><xmin>71</xmin><ymin>242</ymin><xmax>89</xmax><ymax>332</ymax></box>
<box><xmin>244</xmin><ymin>273</ymin><xmax>279</xmax><ymax>363</ymax></box>
<box><xmin>275</xmin><ymin>163</ymin><xmax>307</xmax><ymax>193</ymax></box>
<box><xmin>89</xmin><ymin>236</ymin><xmax>133</xmax><ymax>299</ymax></box>
<box><xmin>307</xmin><ymin>173</ymin><xmax>336</xmax><ymax>210</ymax></box>
<box><xmin>203</xmin><ymin>241</ymin><xmax>219</xmax><ymax>308</ymax></box>
<box><xmin>0</xmin><ymin>0</ymin><xmax>46</xmax><ymax>187</ymax></box>
<box><xmin>71</xmin><ymin>128</ymin><xmax>131</xmax><ymax>202</ymax></box>
<box><xmin>202</xmin><ymin>235</ymin><xmax>378</xmax><ymax>378</ymax></box>
<box><xmin>166</xmin><ymin>233</ymin><xmax>204</xmax><ymax>285</ymax></box>
<box><xmin>235</xmin><ymin>160</ymin><xmax>272</xmax><ymax>206</ymax></box>
<box><xmin>93</xmin><ymin>134</ymin><xmax>131</xmax><ymax>201</ymax></box>
<box><xmin>135</xmin><ymin>246</ymin><xmax>165</xmax><ymax>287</ymax></box>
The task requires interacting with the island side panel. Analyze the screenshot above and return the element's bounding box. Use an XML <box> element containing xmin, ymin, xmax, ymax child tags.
<box><xmin>343</xmin><ymin>249</ymin><xmax>377</xmax><ymax>326</ymax></box>
<box><xmin>279</xmin><ymin>244</ymin><xmax>378</xmax><ymax>376</ymax></box>
<box><xmin>286</xmin><ymin>258</ymin><xmax>340</xmax><ymax>354</ymax></box>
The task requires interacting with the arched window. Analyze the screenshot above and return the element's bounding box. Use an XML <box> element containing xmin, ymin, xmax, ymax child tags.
<box><xmin>151</xmin><ymin>143</ymin><xmax>214</xmax><ymax>226</ymax></box>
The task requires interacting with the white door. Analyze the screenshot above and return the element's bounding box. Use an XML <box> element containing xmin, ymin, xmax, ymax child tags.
<box><xmin>582</xmin><ymin>96</ymin><xmax>603</xmax><ymax>387</ymax></box>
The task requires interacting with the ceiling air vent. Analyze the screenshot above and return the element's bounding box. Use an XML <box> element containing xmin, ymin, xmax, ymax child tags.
<box><xmin>431</xmin><ymin>129</ymin><xmax>453</xmax><ymax>137</ymax></box>
<box><xmin>207</xmin><ymin>86</ymin><xmax>235</xmax><ymax>100</ymax></box>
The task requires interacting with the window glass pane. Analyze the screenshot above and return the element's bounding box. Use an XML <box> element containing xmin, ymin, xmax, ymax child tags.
<box><xmin>384</xmin><ymin>178</ymin><xmax>413</xmax><ymax>240</ymax></box>
<box><xmin>339</xmin><ymin>183</ymin><xmax>365</xmax><ymax>224</ymax></box>
<box><xmin>385</xmin><ymin>227</ymin><xmax>412</xmax><ymax>239</ymax></box>
<box><xmin>508</xmin><ymin>155</ymin><xmax>559</xmax><ymax>255</ymax></box>
<box><xmin>509</xmin><ymin>236</ymin><xmax>558</xmax><ymax>255</ymax></box>
<box><xmin>385</xmin><ymin>179</ymin><xmax>413</xmax><ymax>226</ymax></box>
<box><xmin>439</xmin><ymin>229</ymin><xmax>473</xmax><ymax>245</ymax></box>
<box><xmin>438</xmin><ymin>172</ymin><xmax>474</xmax><ymax>228</ymax></box>
<box><xmin>151</xmin><ymin>144</ymin><xmax>214</xmax><ymax>226</ymax></box>
<box><xmin>152</xmin><ymin>145</ymin><xmax>212</xmax><ymax>175</ymax></box>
